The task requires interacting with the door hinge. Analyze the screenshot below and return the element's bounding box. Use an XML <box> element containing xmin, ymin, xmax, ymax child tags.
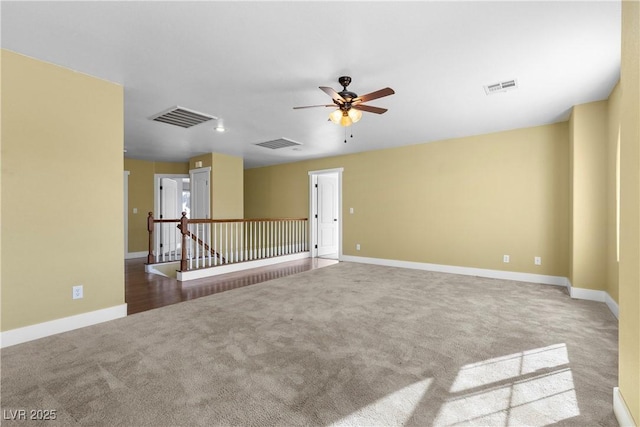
<box><xmin>160</xmin><ymin>186</ymin><xmax>163</xmax><ymax>190</ymax></box>
<box><xmin>315</xmin><ymin>214</ymin><xmax>318</xmax><ymax>219</ymax></box>
<box><xmin>315</xmin><ymin>184</ymin><xmax>318</xmax><ymax>188</ymax></box>
<box><xmin>160</xmin><ymin>243</ymin><xmax>163</xmax><ymax>248</ymax></box>
<box><xmin>160</xmin><ymin>214</ymin><xmax>163</xmax><ymax>219</ymax></box>
<box><xmin>315</xmin><ymin>244</ymin><xmax>318</xmax><ymax>249</ymax></box>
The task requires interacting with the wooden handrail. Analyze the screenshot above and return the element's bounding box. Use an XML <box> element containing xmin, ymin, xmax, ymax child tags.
<box><xmin>150</xmin><ymin>217</ymin><xmax>308</xmax><ymax>224</ymax></box>
<box><xmin>186</xmin><ymin>217</ymin><xmax>308</xmax><ymax>224</ymax></box>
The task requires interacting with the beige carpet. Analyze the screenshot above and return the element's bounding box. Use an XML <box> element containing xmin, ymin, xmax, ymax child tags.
<box><xmin>1</xmin><ymin>262</ymin><xmax>618</xmax><ymax>426</ymax></box>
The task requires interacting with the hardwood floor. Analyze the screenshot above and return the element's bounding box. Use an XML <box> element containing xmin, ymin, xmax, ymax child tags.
<box><xmin>125</xmin><ymin>257</ymin><xmax>339</xmax><ymax>315</ymax></box>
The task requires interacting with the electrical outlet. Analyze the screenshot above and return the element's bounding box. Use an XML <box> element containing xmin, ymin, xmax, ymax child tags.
<box><xmin>535</xmin><ymin>256</ymin><xmax>542</xmax><ymax>265</ymax></box>
<box><xmin>356</xmin><ymin>244</ymin><xmax>361</xmax><ymax>251</ymax></box>
<box><xmin>72</xmin><ymin>285</ymin><xmax>83</xmax><ymax>300</ymax></box>
<box><xmin>503</xmin><ymin>255</ymin><xmax>510</xmax><ymax>263</ymax></box>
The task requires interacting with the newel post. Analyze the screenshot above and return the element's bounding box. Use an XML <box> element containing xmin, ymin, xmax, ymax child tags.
<box><xmin>147</xmin><ymin>212</ymin><xmax>155</xmax><ymax>264</ymax></box>
<box><xmin>179</xmin><ymin>212</ymin><xmax>189</xmax><ymax>272</ymax></box>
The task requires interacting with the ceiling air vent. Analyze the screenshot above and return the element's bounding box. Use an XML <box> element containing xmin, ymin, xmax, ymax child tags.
<box><xmin>254</xmin><ymin>138</ymin><xmax>302</xmax><ymax>150</ymax></box>
<box><xmin>484</xmin><ymin>79</ymin><xmax>518</xmax><ymax>95</ymax></box>
<box><xmin>150</xmin><ymin>106</ymin><xmax>217</xmax><ymax>128</ymax></box>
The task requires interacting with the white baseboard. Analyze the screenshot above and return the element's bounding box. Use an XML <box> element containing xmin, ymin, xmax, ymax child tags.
<box><xmin>567</xmin><ymin>280</ymin><xmax>619</xmax><ymax>319</ymax></box>
<box><xmin>0</xmin><ymin>304</ymin><xmax>128</xmax><ymax>348</ymax></box>
<box><xmin>125</xmin><ymin>251</ymin><xmax>147</xmax><ymax>259</ymax></box>
<box><xmin>605</xmin><ymin>292</ymin><xmax>620</xmax><ymax>319</ymax></box>
<box><xmin>614</xmin><ymin>387</ymin><xmax>637</xmax><ymax>427</ymax></box>
<box><xmin>177</xmin><ymin>252</ymin><xmax>311</xmax><ymax>281</ymax></box>
<box><xmin>340</xmin><ymin>255</ymin><xmax>568</xmax><ymax>286</ymax></box>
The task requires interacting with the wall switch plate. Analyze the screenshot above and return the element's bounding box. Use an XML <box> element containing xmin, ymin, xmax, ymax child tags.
<box><xmin>350</xmin><ymin>207</ymin><xmax>354</xmax><ymax>214</ymax></box>
<box><xmin>503</xmin><ymin>255</ymin><xmax>510</xmax><ymax>263</ymax></box>
<box><xmin>133</xmin><ymin>207</ymin><xmax>138</xmax><ymax>214</ymax></box>
<box><xmin>72</xmin><ymin>285</ymin><xmax>83</xmax><ymax>299</ymax></box>
<box><xmin>534</xmin><ymin>256</ymin><xmax>542</xmax><ymax>265</ymax></box>
<box><xmin>356</xmin><ymin>244</ymin><xmax>361</xmax><ymax>251</ymax></box>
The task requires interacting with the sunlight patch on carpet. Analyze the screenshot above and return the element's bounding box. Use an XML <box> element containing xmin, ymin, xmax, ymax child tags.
<box><xmin>329</xmin><ymin>378</ymin><xmax>432</xmax><ymax>427</ymax></box>
<box><xmin>434</xmin><ymin>344</ymin><xmax>580</xmax><ymax>426</ymax></box>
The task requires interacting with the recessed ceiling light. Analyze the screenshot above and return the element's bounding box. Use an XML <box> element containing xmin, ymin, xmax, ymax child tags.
<box><xmin>215</xmin><ymin>118</ymin><xmax>226</xmax><ymax>132</ymax></box>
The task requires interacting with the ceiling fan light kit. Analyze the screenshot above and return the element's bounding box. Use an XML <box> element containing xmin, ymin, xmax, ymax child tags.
<box><xmin>329</xmin><ymin>108</ymin><xmax>362</xmax><ymax>126</ymax></box>
<box><xmin>294</xmin><ymin>76</ymin><xmax>394</xmax><ymax>127</ymax></box>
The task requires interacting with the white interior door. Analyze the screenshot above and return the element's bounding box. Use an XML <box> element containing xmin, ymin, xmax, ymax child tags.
<box><xmin>190</xmin><ymin>168</ymin><xmax>211</xmax><ymax>220</ymax></box>
<box><xmin>160</xmin><ymin>178</ymin><xmax>180</xmax><ymax>255</ymax></box>
<box><xmin>317</xmin><ymin>173</ymin><xmax>338</xmax><ymax>257</ymax></box>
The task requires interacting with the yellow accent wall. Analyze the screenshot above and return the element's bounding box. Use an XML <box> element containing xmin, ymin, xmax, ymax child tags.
<box><xmin>245</xmin><ymin>123</ymin><xmax>570</xmax><ymax>276</ymax></box>
<box><xmin>1</xmin><ymin>50</ymin><xmax>124</xmax><ymax>331</ymax></box>
<box><xmin>211</xmin><ymin>153</ymin><xmax>243</xmax><ymax>219</ymax></box>
<box><xmin>569</xmin><ymin>101</ymin><xmax>608</xmax><ymax>291</ymax></box>
<box><xmin>123</xmin><ymin>158</ymin><xmax>189</xmax><ymax>253</ymax></box>
<box><xmin>619</xmin><ymin>0</ymin><xmax>640</xmax><ymax>423</ymax></box>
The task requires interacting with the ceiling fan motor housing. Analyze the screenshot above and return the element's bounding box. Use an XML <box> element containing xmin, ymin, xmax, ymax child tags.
<box><xmin>338</xmin><ymin>75</ymin><xmax>352</xmax><ymax>88</ymax></box>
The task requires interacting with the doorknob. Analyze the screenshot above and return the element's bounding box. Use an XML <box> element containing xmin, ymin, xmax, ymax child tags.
<box><xmin>334</xmin><ymin>219</ymin><xmax>337</xmax><ymax>221</ymax></box>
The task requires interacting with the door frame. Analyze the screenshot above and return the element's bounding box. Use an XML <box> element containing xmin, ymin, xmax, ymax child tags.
<box><xmin>153</xmin><ymin>173</ymin><xmax>190</xmax><ymax>220</ymax></box>
<box><xmin>308</xmin><ymin>168</ymin><xmax>343</xmax><ymax>259</ymax></box>
<box><xmin>124</xmin><ymin>170</ymin><xmax>130</xmax><ymax>257</ymax></box>
<box><xmin>189</xmin><ymin>166</ymin><xmax>212</xmax><ymax>220</ymax></box>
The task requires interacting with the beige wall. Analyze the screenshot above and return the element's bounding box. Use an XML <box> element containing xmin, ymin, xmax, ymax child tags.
<box><xmin>211</xmin><ymin>153</ymin><xmax>243</xmax><ymax>219</ymax></box>
<box><xmin>246</xmin><ymin>123</ymin><xmax>570</xmax><ymax>276</ymax></box>
<box><xmin>569</xmin><ymin>101</ymin><xmax>608</xmax><ymax>291</ymax></box>
<box><xmin>619</xmin><ymin>0</ymin><xmax>640</xmax><ymax>423</ymax></box>
<box><xmin>124</xmin><ymin>158</ymin><xmax>189</xmax><ymax>253</ymax></box>
<box><xmin>1</xmin><ymin>50</ymin><xmax>124</xmax><ymax>331</ymax></box>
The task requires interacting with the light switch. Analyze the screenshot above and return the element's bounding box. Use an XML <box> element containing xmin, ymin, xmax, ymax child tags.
<box><xmin>350</xmin><ymin>207</ymin><xmax>354</xmax><ymax>214</ymax></box>
<box><xmin>133</xmin><ymin>208</ymin><xmax>138</xmax><ymax>214</ymax></box>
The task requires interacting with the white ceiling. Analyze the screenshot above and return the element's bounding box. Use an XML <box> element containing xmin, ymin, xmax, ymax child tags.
<box><xmin>1</xmin><ymin>1</ymin><xmax>621</xmax><ymax>169</ymax></box>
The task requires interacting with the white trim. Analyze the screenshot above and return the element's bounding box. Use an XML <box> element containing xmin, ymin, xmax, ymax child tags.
<box><xmin>154</xmin><ymin>173</ymin><xmax>190</xmax><ymax>219</ymax></box>
<box><xmin>189</xmin><ymin>166</ymin><xmax>212</xmax><ymax>216</ymax></box>
<box><xmin>605</xmin><ymin>292</ymin><xmax>620</xmax><ymax>319</ymax></box>
<box><xmin>124</xmin><ymin>170</ymin><xmax>130</xmax><ymax>256</ymax></box>
<box><xmin>308</xmin><ymin>168</ymin><xmax>344</xmax><ymax>260</ymax></box>
<box><xmin>0</xmin><ymin>304</ymin><xmax>128</xmax><ymax>348</ymax></box>
<box><xmin>566</xmin><ymin>279</ymin><xmax>619</xmax><ymax>319</ymax></box>
<box><xmin>614</xmin><ymin>387</ymin><xmax>637</xmax><ymax>427</ymax></box>
<box><xmin>341</xmin><ymin>255</ymin><xmax>567</xmax><ymax>286</ymax></box>
<box><xmin>570</xmin><ymin>286</ymin><xmax>606</xmax><ymax>302</ymax></box>
<box><xmin>125</xmin><ymin>251</ymin><xmax>148</xmax><ymax>260</ymax></box>
<box><xmin>177</xmin><ymin>252</ymin><xmax>310</xmax><ymax>281</ymax></box>
<box><xmin>154</xmin><ymin>173</ymin><xmax>190</xmax><ymax>257</ymax></box>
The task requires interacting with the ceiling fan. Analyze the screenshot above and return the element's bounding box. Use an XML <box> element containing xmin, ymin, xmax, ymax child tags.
<box><xmin>294</xmin><ymin>76</ymin><xmax>395</xmax><ymax>127</ymax></box>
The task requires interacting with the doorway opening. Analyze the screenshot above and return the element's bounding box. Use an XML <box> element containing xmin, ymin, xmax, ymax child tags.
<box><xmin>308</xmin><ymin>168</ymin><xmax>343</xmax><ymax>260</ymax></box>
<box><xmin>154</xmin><ymin>174</ymin><xmax>190</xmax><ymax>258</ymax></box>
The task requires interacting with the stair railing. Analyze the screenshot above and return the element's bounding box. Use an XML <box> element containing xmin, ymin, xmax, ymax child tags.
<box><xmin>146</xmin><ymin>212</ymin><xmax>309</xmax><ymax>272</ymax></box>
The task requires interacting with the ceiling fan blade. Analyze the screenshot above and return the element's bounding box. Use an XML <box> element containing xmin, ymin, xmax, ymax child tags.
<box><xmin>320</xmin><ymin>86</ymin><xmax>345</xmax><ymax>103</ymax></box>
<box><xmin>293</xmin><ymin>104</ymin><xmax>335</xmax><ymax>109</ymax></box>
<box><xmin>354</xmin><ymin>87</ymin><xmax>395</xmax><ymax>103</ymax></box>
<box><xmin>352</xmin><ymin>104</ymin><xmax>388</xmax><ymax>114</ymax></box>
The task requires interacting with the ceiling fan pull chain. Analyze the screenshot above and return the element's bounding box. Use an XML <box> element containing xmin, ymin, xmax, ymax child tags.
<box><xmin>344</xmin><ymin>127</ymin><xmax>347</xmax><ymax>143</ymax></box>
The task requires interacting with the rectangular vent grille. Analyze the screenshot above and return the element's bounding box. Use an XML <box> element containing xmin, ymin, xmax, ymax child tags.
<box><xmin>150</xmin><ymin>106</ymin><xmax>216</xmax><ymax>128</ymax></box>
<box><xmin>484</xmin><ymin>79</ymin><xmax>518</xmax><ymax>95</ymax></box>
<box><xmin>254</xmin><ymin>138</ymin><xmax>302</xmax><ymax>150</ymax></box>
